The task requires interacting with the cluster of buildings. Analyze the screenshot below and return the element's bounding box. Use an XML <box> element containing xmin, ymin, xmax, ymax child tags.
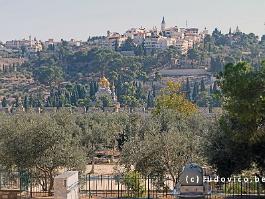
<box><xmin>5</xmin><ymin>36</ymin><xmax>43</xmax><ymax>53</ymax></box>
<box><xmin>88</xmin><ymin>17</ymin><xmax>209</xmax><ymax>54</ymax></box>
<box><xmin>2</xmin><ymin>36</ymin><xmax>82</xmax><ymax>54</ymax></box>
<box><xmin>2</xmin><ymin>17</ymin><xmax>208</xmax><ymax>55</ymax></box>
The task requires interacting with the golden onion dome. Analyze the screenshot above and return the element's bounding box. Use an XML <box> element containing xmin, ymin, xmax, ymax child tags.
<box><xmin>99</xmin><ymin>76</ymin><xmax>110</xmax><ymax>88</ymax></box>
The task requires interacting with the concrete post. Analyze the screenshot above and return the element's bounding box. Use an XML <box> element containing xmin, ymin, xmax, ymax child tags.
<box><xmin>54</xmin><ymin>171</ymin><xmax>79</xmax><ymax>199</ymax></box>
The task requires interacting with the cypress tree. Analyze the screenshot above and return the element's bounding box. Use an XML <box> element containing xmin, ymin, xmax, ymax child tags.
<box><xmin>23</xmin><ymin>96</ymin><xmax>29</xmax><ymax>110</ymax></box>
<box><xmin>89</xmin><ymin>82</ymin><xmax>95</xmax><ymax>97</ymax></box>
<box><xmin>213</xmin><ymin>81</ymin><xmax>218</xmax><ymax>93</ymax></box>
<box><xmin>209</xmin><ymin>84</ymin><xmax>213</xmax><ymax>94</ymax></box>
<box><xmin>192</xmin><ymin>82</ymin><xmax>199</xmax><ymax>102</ymax></box>
<box><xmin>152</xmin><ymin>85</ymin><xmax>156</xmax><ymax>98</ymax></box>
<box><xmin>185</xmin><ymin>78</ymin><xmax>191</xmax><ymax>100</ymax></box>
<box><xmin>1</xmin><ymin>97</ymin><xmax>7</xmax><ymax>108</ymax></box>
<box><xmin>200</xmin><ymin>78</ymin><xmax>206</xmax><ymax>92</ymax></box>
<box><xmin>147</xmin><ymin>91</ymin><xmax>154</xmax><ymax>108</ymax></box>
<box><xmin>28</xmin><ymin>95</ymin><xmax>33</xmax><ymax>108</ymax></box>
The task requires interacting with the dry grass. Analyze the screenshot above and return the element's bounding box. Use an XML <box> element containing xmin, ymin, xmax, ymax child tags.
<box><xmin>85</xmin><ymin>164</ymin><xmax>118</xmax><ymax>175</ymax></box>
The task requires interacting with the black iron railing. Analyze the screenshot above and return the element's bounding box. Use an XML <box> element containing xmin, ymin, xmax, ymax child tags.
<box><xmin>0</xmin><ymin>172</ymin><xmax>265</xmax><ymax>199</ymax></box>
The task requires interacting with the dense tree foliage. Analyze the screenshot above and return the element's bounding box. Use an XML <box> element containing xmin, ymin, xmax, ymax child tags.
<box><xmin>205</xmin><ymin>61</ymin><xmax>265</xmax><ymax>177</ymax></box>
<box><xmin>0</xmin><ymin>111</ymin><xmax>86</xmax><ymax>195</ymax></box>
<box><xmin>155</xmin><ymin>81</ymin><xmax>197</xmax><ymax>115</ymax></box>
<box><xmin>121</xmin><ymin>110</ymin><xmax>208</xmax><ymax>185</ymax></box>
<box><xmin>33</xmin><ymin>65</ymin><xmax>63</xmax><ymax>85</ymax></box>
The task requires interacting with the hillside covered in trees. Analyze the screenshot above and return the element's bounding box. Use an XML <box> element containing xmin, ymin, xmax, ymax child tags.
<box><xmin>1</xmin><ymin>29</ymin><xmax>265</xmax><ymax>111</ymax></box>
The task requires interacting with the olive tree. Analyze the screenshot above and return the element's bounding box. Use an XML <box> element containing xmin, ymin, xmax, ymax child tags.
<box><xmin>0</xmin><ymin>111</ymin><xmax>86</xmax><ymax>195</ymax></box>
<box><xmin>120</xmin><ymin>110</ymin><xmax>208</xmax><ymax>186</ymax></box>
<box><xmin>76</xmin><ymin>112</ymin><xmax>128</xmax><ymax>173</ymax></box>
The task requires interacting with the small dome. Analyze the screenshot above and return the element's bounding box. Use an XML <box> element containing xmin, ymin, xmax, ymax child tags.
<box><xmin>99</xmin><ymin>76</ymin><xmax>110</xmax><ymax>88</ymax></box>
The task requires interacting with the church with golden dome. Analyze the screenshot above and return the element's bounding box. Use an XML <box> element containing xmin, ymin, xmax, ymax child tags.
<box><xmin>96</xmin><ymin>76</ymin><xmax>117</xmax><ymax>103</ymax></box>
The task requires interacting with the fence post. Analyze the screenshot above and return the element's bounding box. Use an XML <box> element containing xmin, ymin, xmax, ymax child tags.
<box><xmin>224</xmin><ymin>182</ymin><xmax>226</xmax><ymax>198</ymax></box>
<box><xmin>85</xmin><ymin>174</ymin><xmax>87</xmax><ymax>196</ymax></box>
<box><xmin>233</xmin><ymin>181</ymin><xmax>235</xmax><ymax>198</ymax></box>
<box><xmin>118</xmin><ymin>176</ymin><xmax>120</xmax><ymax>199</ymax></box>
<box><xmin>96</xmin><ymin>175</ymin><xmax>98</xmax><ymax>196</ymax></box>
<box><xmin>135</xmin><ymin>173</ymin><xmax>137</xmax><ymax>198</ymax></box>
<box><xmin>30</xmin><ymin>176</ymin><xmax>33</xmax><ymax>199</ymax></box>
<box><xmin>240</xmin><ymin>176</ymin><xmax>241</xmax><ymax>198</ymax></box>
<box><xmin>106</xmin><ymin>175</ymin><xmax>109</xmax><ymax>198</ymax></box>
<box><xmin>147</xmin><ymin>176</ymin><xmax>150</xmax><ymax>199</ymax></box>
<box><xmin>88</xmin><ymin>174</ymin><xmax>91</xmax><ymax>197</ymax></box>
<box><xmin>111</xmin><ymin>176</ymin><xmax>113</xmax><ymax>197</ymax></box>
<box><xmin>257</xmin><ymin>182</ymin><xmax>260</xmax><ymax>198</ymax></box>
<box><xmin>137</xmin><ymin>175</ymin><xmax>140</xmax><ymax>198</ymax></box>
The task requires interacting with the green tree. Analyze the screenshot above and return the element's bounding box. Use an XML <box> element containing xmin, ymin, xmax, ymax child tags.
<box><xmin>187</xmin><ymin>48</ymin><xmax>200</xmax><ymax>63</ymax></box>
<box><xmin>0</xmin><ymin>112</ymin><xmax>86</xmax><ymax>195</ymax></box>
<box><xmin>77</xmin><ymin>112</ymin><xmax>126</xmax><ymax>173</ymax></box>
<box><xmin>200</xmin><ymin>78</ymin><xmax>206</xmax><ymax>92</ymax></box>
<box><xmin>23</xmin><ymin>96</ymin><xmax>30</xmax><ymax>110</ymax></box>
<box><xmin>100</xmin><ymin>95</ymin><xmax>113</xmax><ymax>108</ymax></box>
<box><xmin>205</xmin><ymin>61</ymin><xmax>265</xmax><ymax>177</ymax></box>
<box><xmin>120</xmin><ymin>37</ymin><xmax>136</xmax><ymax>51</ymax></box>
<box><xmin>121</xmin><ymin>171</ymin><xmax>145</xmax><ymax>197</ymax></box>
<box><xmin>147</xmin><ymin>91</ymin><xmax>155</xmax><ymax>108</ymax></box>
<box><xmin>33</xmin><ymin>65</ymin><xmax>63</xmax><ymax>85</ymax></box>
<box><xmin>1</xmin><ymin>97</ymin><xmax>7</xmax><ymax>108</ymax></box>
<box><xmin>192</xmin><ymin>82</ymin><xmax>199</xmax><ymax>102</ymax></box>
<box><xmin>155</xmin><ymin>81</ymin><xmax>197</xmax><ymax>116</ymax></box>
<box><xmin>210</xmin><ymin>57</ymin><xmax>224</xmax><ymax>73</ymax></box>
<box><xmin>185</xmin><ymin>78</ymin><xmax>191</xmax><ymax>100</ymax></box>
<box><xmin>121</xmin><ymin>111</ymin><xmax>207</xmax><ymax>185</ymax></box>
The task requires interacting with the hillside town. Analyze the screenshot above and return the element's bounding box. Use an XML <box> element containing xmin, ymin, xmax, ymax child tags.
<box><xmin>2</xmin><ymin>17</ymin><xmax>207</xmax><ymax>55</ymax></box>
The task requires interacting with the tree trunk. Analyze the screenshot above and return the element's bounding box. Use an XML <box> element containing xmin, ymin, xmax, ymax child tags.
<box><xmin>48</xmin><ymin>171</ymin><xmax>54</xmax><ymax>196</ymax></box>
<box><xmin>110</xmin><ymin>146</ymin><xmax>115</xmax><ymax>163</ymax></box>
<box><xmin>90</xmin><ymin>155</ymin><xmax>95</xmax><ymax>174</ymax></box>
<box><xmin>43</xmin><ymin>172</ymin><xmax>48</xmax><ymax>191</ymax></box>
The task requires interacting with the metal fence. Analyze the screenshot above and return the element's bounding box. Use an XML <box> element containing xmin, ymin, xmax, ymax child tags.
<box><xmin>0</xmin><ymin>171</ymin><xmax>21</xmax><ymax>190</ymax></box>
<box><xmin>0</xmin><ymin>170</ymin><xmax>50</xmax><ymax>198</ymax></box>
<box><xmin>80</xmin><ymin>174</ymin><xmax>175</xmax><ymax>199</ymax></box>
<box><xmin>1</xmin><ymin>172</ymin><xmax>265</xmax><ymax>199</ymax></box>
<box><xmin>80</xmin><ymin>175</ymin><xmax>265</xmax><ymax>199</ymax></box>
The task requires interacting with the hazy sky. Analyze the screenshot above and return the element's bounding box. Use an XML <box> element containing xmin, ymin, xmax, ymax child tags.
<box><xmin>0</xmin><ymin>0</ymin><xmax>265</xmax><ymax>41</ymax></box>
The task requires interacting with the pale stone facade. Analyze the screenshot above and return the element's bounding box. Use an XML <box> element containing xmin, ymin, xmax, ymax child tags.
<box><xmin>54</xmin><ymin>171</ymin><xmax>79</xmax><ymax>199</ymax></box>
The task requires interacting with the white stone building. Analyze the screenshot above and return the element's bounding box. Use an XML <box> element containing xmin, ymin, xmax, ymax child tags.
<box><xmin>5</xmin><ymin>36</ymin><xmax>43</xmax><ymax>53</ymax></box>
<box><xmin>98</xmin><ymin>32</ymin><xmax>128</xmax><ymax>50</ymax></box>
<box><xmin>125</xmin><ymin>28</ymin><xmax>147</xmax><ymax>45</ymax></box>
<box><xmin>175</xmin><ymin>40</ymin><xmax>189</xmax><ymax>54</ymax></box>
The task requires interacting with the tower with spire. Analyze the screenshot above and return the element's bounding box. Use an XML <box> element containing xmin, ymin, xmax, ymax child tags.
<box><xmin>235</xmin><ymin>26</ymin><xmax>240</xmax><ymax>33</ymax></box>
<box><xmin>161</xmin><ymin>16</ymin><xmax>166</xmax><ymax>32</ymax></box>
